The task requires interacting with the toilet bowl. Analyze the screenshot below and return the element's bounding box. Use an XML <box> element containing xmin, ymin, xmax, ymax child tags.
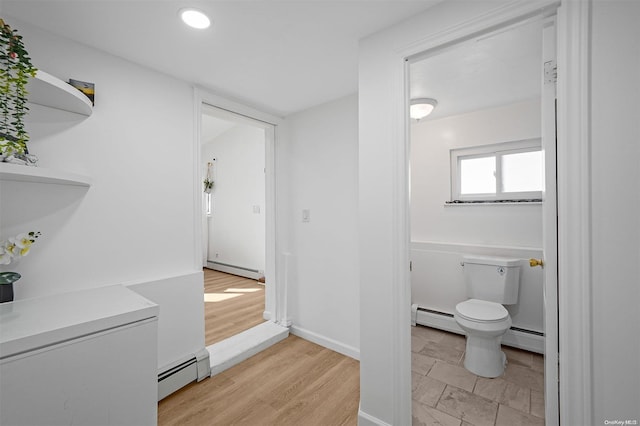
<box><xmin>454</xmin><ymin>298</ymin><xmax>511</xmax><ymax>378</ymax></box>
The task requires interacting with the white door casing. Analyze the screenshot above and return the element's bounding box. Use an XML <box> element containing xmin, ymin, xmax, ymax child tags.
<box><xmin>193</xmin><ymin>87</ymin><xmax>282</xmax><ymax>324</ymax></box>
<box><xmin>541</xmin><ymin>15</ymin><xmax>559</xmax><ymax>426</ymax></box>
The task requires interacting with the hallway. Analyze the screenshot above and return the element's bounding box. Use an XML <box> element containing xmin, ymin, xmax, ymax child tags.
<box><xmin>204</xmin><ymin>269</ymin><xmax>265</xmax><ymax>346</ymax></box>
<box><xmin>158</xmin><ymin>335</ymin><xmax>360</xmax><ymax>425</ymax></box>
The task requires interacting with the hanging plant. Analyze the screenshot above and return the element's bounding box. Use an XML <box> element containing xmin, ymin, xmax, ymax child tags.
<box><xmin>203</xmin><ymin>177</ymin><xmax>214</xmax><ymax>193</ymax></box>
<box><xmin>203</xmin><ymin>161</ymin><xmax>214</xmax><ymax>193</ymax></box>
<box><xmin>0</xmin><ymin>18</ymin><xmax>37</xmax><ymax>158</ymax></box>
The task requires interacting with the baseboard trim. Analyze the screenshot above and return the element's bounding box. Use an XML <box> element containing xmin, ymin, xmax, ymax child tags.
<box><xmin>358</xmin><ymin>405</ymin><xmax>393</xmax><ymax>426</ymax></box>
<box><xmin>290</xmin><ymin>325</ymin><xmax>360</xmax><ymax>360</ymax></box>
<box><xmin>412</xmin><ymin>305</ymin><xmax>544</xmax><ymax>354</ymax></box>
<box><xmin>206</xmin><ymin>262</ymin><xmax>262</xmax><ymax>280</ymax></box>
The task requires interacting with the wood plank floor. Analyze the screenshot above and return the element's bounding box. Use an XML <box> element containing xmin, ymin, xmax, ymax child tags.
<box><xmin>204</xmin><ymin>268</ymin><xmax>266</xmax><ymax>346</ymax></box>
<box><xmin>158</xmin><ymin>335</ymin><xmax>360</xmax><ymax>426</ymax></box>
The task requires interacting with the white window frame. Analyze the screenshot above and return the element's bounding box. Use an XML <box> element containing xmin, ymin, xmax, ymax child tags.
<box><xmin>450</xmin><ymin>138</ymin><xmax>542</xmax><ymax>202</ymax></box>
<box><xmin>205</xmin><ymin>192</ymin><xmax>212</xmax><ymax>216</ymax></box>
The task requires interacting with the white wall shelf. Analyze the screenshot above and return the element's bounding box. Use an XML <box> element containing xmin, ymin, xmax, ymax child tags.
<box><xmin>26</xmin><ymin>69</ymin><xmax>93</xmax><ymax>116</ymax></box>
<box><xmin>0</xmin><ymin>162</ymin><xmax>91</xmax><ymax>187</ymax></box>
<box><xmin>1</xmin><ymin>70</ymin><xmax>93</xmax><ymax>186</ymax></box>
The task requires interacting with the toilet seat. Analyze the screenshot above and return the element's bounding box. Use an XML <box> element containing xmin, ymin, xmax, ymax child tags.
<box><xmin>455</xmin><ymin>299</ymin><xmax>509</xmax><ymax>323</ymax></box>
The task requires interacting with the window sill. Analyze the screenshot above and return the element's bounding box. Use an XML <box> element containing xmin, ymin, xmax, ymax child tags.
<box><xmin>444</xmin><ymin>200</ymin><xmax>542</xmax><ymax>206</ymax></box>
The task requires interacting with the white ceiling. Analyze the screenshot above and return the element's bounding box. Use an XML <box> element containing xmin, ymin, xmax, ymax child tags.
<box><xmin>2</xmin><ymin>0</ymin><xmax>443</xmax><ymax>117</ymax></box>
<box><xmin>197</xmin><ymin>16</ymin><xmax>544</xmax><ymax>133</ymax></box>
<box><xmin>410</xmin><ymin>18</ymin><xmax>543</xmax><ymax>120</ymax></box>
<box><xmin>3</xmin><ymin>1</ymin><xmax>542</xmax><ymax>120</ymax></box>
<box><xmin>201</xmin><ymin>113</ymin><xmax>237</xmax><ymax>144</ymax></box>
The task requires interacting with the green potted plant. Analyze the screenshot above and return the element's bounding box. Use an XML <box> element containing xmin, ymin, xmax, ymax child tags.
<box><xmin>203</xmin><ymin>177</ymin><xmax>214</xmax><ymax>193</ymax></box>
<box><xmin>203</xmin><ymin>161</ymin><xmax>214</xmax><ymax>193</ymax></box>
<box><xmin>0</xmin><ymin>18</ymin><xmax>37</xmax><ymax>163</ymax></box>
<box><xmin>0</xmin><ymin>231</ymin><xmax>41</xmax><ymax>303</ymax></box>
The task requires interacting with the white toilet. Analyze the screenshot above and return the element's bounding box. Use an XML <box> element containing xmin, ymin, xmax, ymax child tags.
<box><xmin>454</xmin><ymin>255</ymin><xmax>521</xmax><ymax>378</ymax></box>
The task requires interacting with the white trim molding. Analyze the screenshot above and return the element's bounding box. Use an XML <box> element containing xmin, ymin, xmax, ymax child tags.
<box><xmin>357</xmin><ymin>405</ymin><xmax>393</xmax><ymax>426</ymax></box>
<box><xmin>290</xmin><ymin>326</ymin><xmax>360</xmax><ymax>361</ymax></box>
<box><xmin>556</xmin><ymin>1</ymin><xmax>593</xmax><ymax>424</ymax></box>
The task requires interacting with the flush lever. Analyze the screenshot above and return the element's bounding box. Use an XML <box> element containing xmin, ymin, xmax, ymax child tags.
<box><xmin>529</xmin><ymin>258</ymin><xmax>544</xmax><ymax>268</ymax></box>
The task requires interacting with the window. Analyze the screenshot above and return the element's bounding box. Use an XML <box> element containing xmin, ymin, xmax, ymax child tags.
<box><xmin>450</xmin><ymin>139</ymin><xmax>542</xmax><ymax>202</ymax></box>
<box><xmin>205</xmin><ymin>193</ymin><xmax>212</xmax><ymax>215</ymax></box>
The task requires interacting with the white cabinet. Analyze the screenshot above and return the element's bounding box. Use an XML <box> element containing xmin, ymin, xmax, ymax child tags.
<box><xmin>0</xmin><ymin>285</ymin><xmax>159</xmax><ymax>425</ymax></box>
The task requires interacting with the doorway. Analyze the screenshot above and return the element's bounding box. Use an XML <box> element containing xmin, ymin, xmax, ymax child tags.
<box><xmin>200</xmin><ymin>104</ymin><xmax>268</xmax><ymax>346</ymax></box>
<box><xmin>408</xmin><ymin>15</ymin><xmax>558</xmax><ymax>425</ymax></box>
<box><xmin>201</xmin><ymin>104</ymin><xmax>266</xmax><ymax>281</ymax></box>
<box><xmin>194</xmin><ymin>90</ymin><xmax>287</xmax><ymax>374</ymax></box>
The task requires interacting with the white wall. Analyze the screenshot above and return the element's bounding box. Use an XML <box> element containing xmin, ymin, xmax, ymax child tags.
<box><xmin>0</xmin><ymin>17</ymin><xmax>204</xmax><ymax>372</ymax></box>
<box><xmin>411</xmin><ymin>100</ymin><xmax>544</xmax><ymax>334</ymax></box>
<box><xmin>411</xmin><ymin>99</ymin><xmax>542</xmax><ymax>246</ymax></box>
<box><xmin>281</xmin><ymin>94</ymin><xmax>360</xmax><ymax>358</ymax></box>
<box><xmin>590</xmin><ymin>1</ymin><xmax>640</xmax><ymax>422</ymax></box>
<box><xmin>202</xmin><ymin>125</ymin><xmax>266</xmax><ymax>272</ymax></box>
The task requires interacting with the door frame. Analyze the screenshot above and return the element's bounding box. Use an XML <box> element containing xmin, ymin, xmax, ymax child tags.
<box><xmin>357</xmin><ymin>0</ymin><xmax>593</xmax><ymax>424</ymax></box>
<box><xmin>407</xmin><ymin>11</ymin><xmax>560</xmax><ymax>422</ymax></box>
<box><xmin>541</xmin><ymin>15</ymin><xmax>559</xmax><ymax>422</ymax></box>
<box><xmin>406</xmin><ymin>9</ymin><xmax>559</xmax><ymax>424</ymax></box>
<box><xmin>399</xmin><ymin>5</ymin><xmax>563</xmax><ymax>424</ymax></box>
<box><xmin>193</xmin><ymin>87</ymin><xmax>283</xmax><ymax>324</ymax></box>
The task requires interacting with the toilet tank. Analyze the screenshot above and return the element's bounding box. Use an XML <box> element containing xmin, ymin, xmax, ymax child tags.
<box><xmin>463</xmin><ymin>255</ymin><xmax>521</xmax><ymax>304</ymax></box>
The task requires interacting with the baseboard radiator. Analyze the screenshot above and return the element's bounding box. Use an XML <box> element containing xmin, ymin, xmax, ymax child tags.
<box><xmin>157</xmin><ymin>348</ymin><xmax>210</xmax><ymax>401</ymax></box>
<box><xmin>411</xmin><ymin>304</ymin><xmax>544</xmax><ymax>354</ymax></box>
<box><xmin>206</xmin><ymin>261</ymin><xmax>263</xmax><ymax>281</ymax></box>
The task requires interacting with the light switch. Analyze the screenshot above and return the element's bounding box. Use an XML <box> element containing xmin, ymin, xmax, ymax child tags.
<box><xmin>302</xmin><ymin>209</ymin><xmax>310</xmax><ymax>223</ymax></box>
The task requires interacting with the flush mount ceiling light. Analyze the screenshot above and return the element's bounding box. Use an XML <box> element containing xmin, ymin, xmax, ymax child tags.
<box><xmin>410</xmin><ymin>98</ymin><xmax>438</xmax><ymax>120</ymax></box>
<box><xmin>179</xmin><ymin>8</ymin><xmax>211</xmax><ymax>29</ymax></box>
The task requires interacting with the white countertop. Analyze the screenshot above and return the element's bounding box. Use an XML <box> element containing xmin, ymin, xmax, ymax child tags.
<box><xmin>0</xmin><ymin>285</ymin><xmax>158</xmax><ymax>360</ymax></box>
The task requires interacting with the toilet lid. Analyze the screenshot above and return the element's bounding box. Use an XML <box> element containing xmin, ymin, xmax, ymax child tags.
<box><xmin>456</xmin><ymin>299</ymin><xmax>509</xmax><ymax>322</ymax></box>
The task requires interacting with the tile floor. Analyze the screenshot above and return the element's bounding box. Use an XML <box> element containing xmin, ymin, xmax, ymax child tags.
<box><xmin>412</xmin><ymin>325</ymin><xmax>545</xmax><ymax>426</ymax></box>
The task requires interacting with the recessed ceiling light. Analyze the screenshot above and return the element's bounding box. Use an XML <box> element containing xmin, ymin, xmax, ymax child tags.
<box><xmin>179</xmin><ymin>8</ymin><xmax>211</xmax><ymax>29</ymax></box>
